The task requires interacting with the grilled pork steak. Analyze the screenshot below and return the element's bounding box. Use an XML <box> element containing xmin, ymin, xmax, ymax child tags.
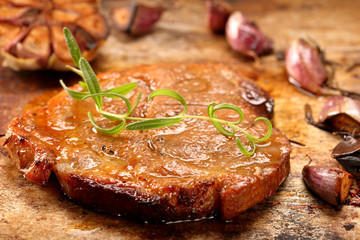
<box><xmin>6</xmin><ymin>63</ymin><xmax>291</xmax><ymax>221</ymax></box>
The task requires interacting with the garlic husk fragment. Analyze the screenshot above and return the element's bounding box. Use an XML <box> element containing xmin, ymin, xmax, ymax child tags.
<box><xmin>319</xmin><ymin>96</ymin><xmax>360</xmax><ymax>135</ymax></box>
<box><xmin>332</xmin><ymin>136</ymin><xmax>360</xmax><ymax>180</ymax></box>
<box><xmin>305</xmin><ymin>96</ymin><xmax>360</xmax><ymax>136</ymax></box>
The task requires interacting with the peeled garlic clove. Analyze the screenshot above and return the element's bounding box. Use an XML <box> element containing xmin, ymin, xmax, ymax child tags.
<box><xmin>285</xmin><ymin>39</ymin><xmax>328</xmax><ymax>95</ymax></box>
<box><xmin>226</xmin><ymin>11</ymin><xmax>273</xmax><ymax>58</ymax></box>
<box><xmin>303</xmin><ymin>164</ymin><xmax>353</xmax><ymax>206</ymax></box>
<box><xmin>205</xmin><ymin>0</ymin><xmax>231</xmax><ymax>33</ymax></box>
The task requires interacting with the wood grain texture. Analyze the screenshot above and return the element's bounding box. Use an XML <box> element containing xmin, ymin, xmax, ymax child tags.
<box><xmin>1</xmin><ymin>0</ymin><xmax>360</xmax><ymax>239</ymax></box>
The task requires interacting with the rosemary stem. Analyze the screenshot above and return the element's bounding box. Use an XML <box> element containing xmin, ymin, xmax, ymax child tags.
<box><xmin>99</xmin><ymin>111</ymin><xmax>246</xmax><ymax>129</ymax></box>
<box><xmin>119</xmin><ymin>114</ymin><xmax>252</xmax><ymax>136</ymax></box>
<box><xmin>182</xmin><ymin>115</ymin><xmax>253</xmax><ymax>136</ymax></box>
<box><xmin>98</xmin><ymin>109</ymin><xmax>125</xmax><ymax>119</ymax></box>
<box><xmin>120</xmin><ymin>114</ymin><xmax>234</xmax><ymax>125</ymax></box>
<box><xmin>66</xmin><ymin>65</ymin><xmax>84</xmax><ymax>77</ymax></box>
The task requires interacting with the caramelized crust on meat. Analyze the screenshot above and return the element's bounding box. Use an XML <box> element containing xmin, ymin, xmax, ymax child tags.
<box><xmin>6</xmin><ymin>63</ymin><xmax>291</xmax><ymax>221</ymax></box>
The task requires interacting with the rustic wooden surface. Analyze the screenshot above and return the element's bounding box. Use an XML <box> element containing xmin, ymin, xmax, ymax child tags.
<box><xmin>1</xmin><ymin>0</ymin><xmax>360</xmax><ymax>239</ymax></box>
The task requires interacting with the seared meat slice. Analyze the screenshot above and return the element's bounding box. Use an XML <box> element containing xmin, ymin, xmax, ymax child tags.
<box><xmin>6</xmin><ymin>63</ymin><xmax>291</xmax><ymax>221</ymax></box>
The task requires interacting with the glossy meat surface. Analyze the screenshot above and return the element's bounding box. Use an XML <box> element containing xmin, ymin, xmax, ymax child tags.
<box><xmin>6</xmin><ymin>63</ymin><xmax>291</xmax><ymax>221</ymax></box>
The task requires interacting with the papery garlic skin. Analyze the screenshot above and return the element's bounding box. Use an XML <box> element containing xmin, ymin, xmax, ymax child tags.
<box><xmin>226</xmin><ymin>11</ymin><xmax>273</xmax><ymax>57</ymax></box>
<box><xmin>285</xmin><ymin>39</ymin><xmax>327</xmax><ymax>95</ymax></box>
<box><xmin>319</xmin><ymin>96</ymin><xmax>360</xmax><ymax>123</ymax></box>
<box><xmin>332</xmin><ymin>136</ymin><xmax>360</xmax><ymax>180</ymax></box>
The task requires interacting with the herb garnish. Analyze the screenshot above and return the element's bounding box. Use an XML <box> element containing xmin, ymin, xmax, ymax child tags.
<box><xmin>60</xmin><ymin>27</ymin><xmax>273</xmax><ymax>156</ymax></box>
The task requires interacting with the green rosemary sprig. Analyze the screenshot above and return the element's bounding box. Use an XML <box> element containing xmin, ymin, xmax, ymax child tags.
<box><xmin>60</xmin><ymin>27</ymin><xmax>272</xmax><ymax>156</ymax></box>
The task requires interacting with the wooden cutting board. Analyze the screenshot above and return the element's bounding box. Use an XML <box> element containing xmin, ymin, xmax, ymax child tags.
<box><xmin>1</xmin><ymin>0</ymin><xmax>360</xmax><ymax>239</ymax></box>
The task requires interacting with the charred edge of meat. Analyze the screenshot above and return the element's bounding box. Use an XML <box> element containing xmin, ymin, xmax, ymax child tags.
<box><xmin>60</xmin><ymin>173</ymin><xmax>218</xmax><ymax>222</ymax></box>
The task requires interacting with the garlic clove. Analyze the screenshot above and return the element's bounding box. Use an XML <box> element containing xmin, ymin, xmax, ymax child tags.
<box><xmin>205</xmin><ymin>0</ymin><xmax>231</xmax><ymax>33</ymax></box>
<box><xmin>112</xmin><ymin>3</ymin><xmax>163</xmax><ymax>36</ymax></box>
<box><xmin>130</xmin><ymin>4</ymin><xmax>163</xmax><ymax>35</ymax></box>
<box><xmin>303</xmin><ymin>164</ymin><xmax>353</xmax><ymax>206</ymax></box>
<box><xmin>285</xmin><ymin>39</ymin><xmax>328</xmax><ymax>95</ymax></box>
<box><xmin>226</xmin><ymin>11</ymin><xmax>273</xmax><ymax>58</ymax></box>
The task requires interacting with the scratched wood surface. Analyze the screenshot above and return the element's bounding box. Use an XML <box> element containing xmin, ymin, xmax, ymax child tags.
<box><xmin>1</xmin><ymin>0</ymin><xmax>360</xmax><ymax>239</ymax></box>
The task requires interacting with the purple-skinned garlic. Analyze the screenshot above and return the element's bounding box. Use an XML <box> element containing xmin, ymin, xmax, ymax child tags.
<box><xmin>205</xmin><ymin>0</ymin><xmax>231</xmax><ymax>33</ymax></box>
<box><xmin>112</xmin><ymin>3</ymin><xmax>163</xmax><ymax>36</ymax></box>
<box><xmin>303</xmin><ymin>163</ymin><xmax>353</xmax><ymax>206</ymax></box>
<box><xmin>305</xmin><ymin>96</ymin><xmax>360</xmax><ymax>136</ymax></box>
<box><xmin>285</xmin><ymin>39</ymin><xmax>329</xmax><ymax>95</ymax></box>
<box><xmin>225</xmin><ymin>11</ymin><xmax>273</xmax><ymax>59</ymax></box>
